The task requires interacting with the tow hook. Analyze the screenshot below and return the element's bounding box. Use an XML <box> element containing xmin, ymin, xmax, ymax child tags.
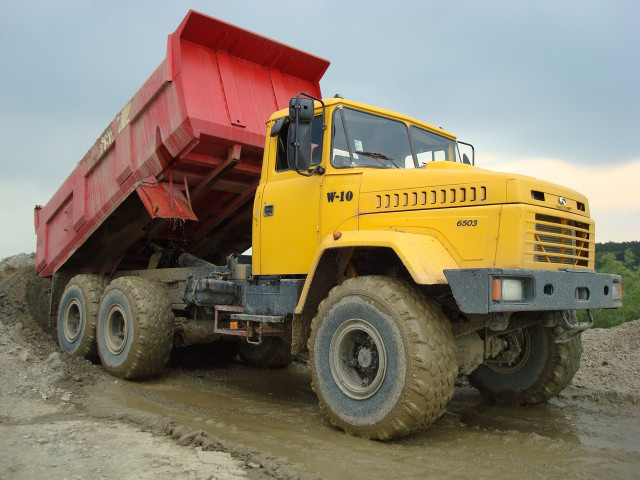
<box><xmin>554</xmin><ymin>310</ymin><xmax>594</xmax><ymax>343</ymax></box>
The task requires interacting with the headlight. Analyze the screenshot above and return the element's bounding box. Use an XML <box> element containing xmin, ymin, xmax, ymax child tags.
<box><xmin>492</xmin><ymin>278</ymin><xmax>525</xmax><ymax>302</ymax></box>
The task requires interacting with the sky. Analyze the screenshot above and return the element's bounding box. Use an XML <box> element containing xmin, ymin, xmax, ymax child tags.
<box><xmin>1</xmin><ymin>0</ymin><xmax>639</xmax><ymax>259</ymax></box>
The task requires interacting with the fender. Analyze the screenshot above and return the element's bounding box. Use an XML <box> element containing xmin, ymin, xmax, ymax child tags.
<box><xmin>294</xmin><ymin>230</ymin><xmax>459</xmax><ymax>314</ymax></box>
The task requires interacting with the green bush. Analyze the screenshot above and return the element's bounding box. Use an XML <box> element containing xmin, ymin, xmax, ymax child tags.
<box><xmin>585</xmin><ymin>246</ymin><xmax>640</xmax><ymax>328</ymax></box>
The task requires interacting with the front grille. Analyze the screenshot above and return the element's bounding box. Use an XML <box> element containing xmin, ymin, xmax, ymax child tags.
<box><xmin>527</xmin><ymin>214</ymin><xmax>592</xmax><ymax>267</ymax></box>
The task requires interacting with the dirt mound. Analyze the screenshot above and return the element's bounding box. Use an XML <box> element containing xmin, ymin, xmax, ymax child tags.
<box><xmin>0</xmin><ymin>252</ymin><xmax>36</xmax><ymax>278</ymax></box>
<box><xmin>0</xmin><ymin>254</ymin><xmax>50</xmax><ymax>332</ymax></box>
<box><xmin>0</xmin><ymin>255</ymin><xmax>100</xmax><ymax>397</ymax></box>
<box><xmin>571</xmin><ymin>319</ymin><xmax>640</xmax><ymax>398</ymax></box>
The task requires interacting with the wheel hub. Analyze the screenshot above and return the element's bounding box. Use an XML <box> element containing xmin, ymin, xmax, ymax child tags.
<box><xmin>329</xmin><ymin>319</ymin><xmax>387</xmax><ymax>400</ymax></box>
<box><xmin>104</xmin><ymin>305</ymin><xmax>128</xmax><ymax>355</ymax></box>
<box><xmin>63</xmin><ymin>299</ymin><xmax>82</xmax><ymax>343</ymax></box>
<box><xmin>487</xmin><ymin>329</ymin><xmax>531</xmax><ymax>374</ymax></box>
<box><xmin>357</xmin><ymin>346</ymin><xmax>373</xmax><ymax>368</ymax></box>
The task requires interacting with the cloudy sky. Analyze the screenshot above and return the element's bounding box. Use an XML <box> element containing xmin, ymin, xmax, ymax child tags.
<box><xmin>1</xmin><ymin>0</ymin><xmax>638</xmax><ymax>259</ymax></box>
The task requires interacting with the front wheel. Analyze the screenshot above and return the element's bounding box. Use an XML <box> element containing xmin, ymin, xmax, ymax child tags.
<box><xmin>468</xmin><ymin>319</ymin><xmax>582</xmax><ymax>404</ymax></box>
<box><xmin>96</xmin><ymin>277</ymin><xmax>174</xmax><ymax>379</ymax></box>
<box><xmin>308</xmin><ymin>276</ymin><xmax>457</xmax><ymax>440</ymax></box>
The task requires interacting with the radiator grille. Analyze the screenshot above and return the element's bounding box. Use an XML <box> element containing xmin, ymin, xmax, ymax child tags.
<box><xmin>527</xmin><ymin>214</ymin><xmax>591</xmax><ymax>267</ymax></box>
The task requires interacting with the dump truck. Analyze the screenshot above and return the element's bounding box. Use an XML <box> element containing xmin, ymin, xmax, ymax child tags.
<box><xmin>35</xmin><ymin>10</ymin><xmax>622</xmax><ymax>440</ymax></box>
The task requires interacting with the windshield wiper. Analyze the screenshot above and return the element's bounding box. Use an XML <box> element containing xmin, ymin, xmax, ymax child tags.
<box><xmin>356</xmin><ymin>151</ymin><xmax>399</xmax><ymax>168</ymax></box>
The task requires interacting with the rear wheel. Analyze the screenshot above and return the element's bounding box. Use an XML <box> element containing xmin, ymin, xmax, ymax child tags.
<box><xmin>57</xmin><ymin>274</ymin><xmax>108</xmax><ymax>359</ymax></box>
<box><xmin>468</xmin><ymin>319</ymin><xmax>582</xmax><ymax>404</ymax></box>
<box><xmin>237</xmin><ymin>337</ymin><xmax>292</xmax><ymax>368</ymax></box>
<box><xmin>308</xmin><ymin>276</ymin><xmax>457</xmax><ymax>440</ymax></box>
<box><xmin>96</xmin><ymin>277</ymin><xmax>174</xmax><ymax>379</ymax></box>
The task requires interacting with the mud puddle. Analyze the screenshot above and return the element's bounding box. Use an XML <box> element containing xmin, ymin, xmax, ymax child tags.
<box><xmin>85</xmin><ymin>358</ymin><xmax>640</xmax><ymax>480</ymax></box>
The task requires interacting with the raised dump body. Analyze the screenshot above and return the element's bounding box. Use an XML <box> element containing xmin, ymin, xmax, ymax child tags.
<box><xmin>35</xmin><ymin>10</ymin><xmax>329</xmax><ymax>278</ymax></box>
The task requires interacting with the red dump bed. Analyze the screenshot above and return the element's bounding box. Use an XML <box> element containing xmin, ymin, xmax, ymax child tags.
<box><xmin>35</xmin><ymin>10</ymin><xmax>329</xmax><ymax>277</ymax></box>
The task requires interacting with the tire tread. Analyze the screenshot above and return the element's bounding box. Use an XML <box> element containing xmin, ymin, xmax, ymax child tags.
<box><xmin>98</xmin><ymin>277</ymin><xmax>174</xmax><ymax>380</ymax></box>
<box><xmin>58</xmin><ymin>274</ymin><xmax>108</xmax><ymax>359</ymax></box>
<box><xmin>308</xmin><ymin>276</ymin><xmax>457</xmax><ymax>440</ymax></box>
<box><xmin>469</xmin><ymin>313</ymin><xmax>582</xmax><ymax>405</ymax></box>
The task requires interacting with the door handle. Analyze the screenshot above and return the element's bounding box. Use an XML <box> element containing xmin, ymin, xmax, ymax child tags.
<box><xmin>263</xmin><ymin>205</ymin><xmax>274</xmax><ymax>217</ymax></box>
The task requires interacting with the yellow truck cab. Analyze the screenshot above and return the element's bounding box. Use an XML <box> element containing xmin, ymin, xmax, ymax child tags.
<box><xmin>250</xmin><ymin>95</ymin><xmax>620</xmax><ymax>439</ymax></box>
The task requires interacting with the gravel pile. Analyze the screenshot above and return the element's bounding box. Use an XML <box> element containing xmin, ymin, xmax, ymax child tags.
<box><xmin>571</xmin><ymin>319</ymin><xmax>640</xmax><ymax>398</ymax></box>
<box><xmin>0</xmin><ymin>252</ymin><xmax>36</xmax><ymax>278</ymax></box>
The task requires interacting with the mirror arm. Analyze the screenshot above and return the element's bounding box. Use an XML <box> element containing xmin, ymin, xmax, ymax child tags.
<box><xmin>296</xmin><ymin>164</ymin><xmax>325</xmax><ymax>177</ymax></box>
<box><xmin>457</xmin><ymin>141</ymin><xmax>475</xmax><ymax>166</ymax></box>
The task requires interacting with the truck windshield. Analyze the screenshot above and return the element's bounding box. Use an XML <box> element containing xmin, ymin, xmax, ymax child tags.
<box><xmin>410</xmin><ymin>125</ymin><xmax>461</xmax><ymax>165</ymax></box>
<box><xmin>331</xmin><ymin>107</ymin><xmax>460</xmax><ymax>169</ymax></box>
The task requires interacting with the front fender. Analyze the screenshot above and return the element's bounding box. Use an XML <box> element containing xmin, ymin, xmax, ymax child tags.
<box><xmin>295</xmin><ymin>230</ymin><xmax>459</xmax><ymax>314</ymax></box>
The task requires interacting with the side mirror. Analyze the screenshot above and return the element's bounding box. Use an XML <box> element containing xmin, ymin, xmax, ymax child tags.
<box><xmin>289</xmin><ymin>97</ymin><xmax>315</xmax><ymax>123</ymax></box>
<box><xmin>287</xmin><ymin>93</ymin><xmax>326</xmax><ymax>176</ymax></box>
<box><xmin>462</xmin><ymin>153</ymin><xmax>470</xmax><ymax>165</ymax></box>
<box><xmin>287</xmin><ymin>123</ymin><xmax>312</xmax><ymax>171</ymax></box>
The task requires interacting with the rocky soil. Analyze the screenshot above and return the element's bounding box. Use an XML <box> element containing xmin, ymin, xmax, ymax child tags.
<box><xmin>0</xmin><ymin>254</ymin><xmax>638</xmax><ymax>479</ymax></box>
<box><xmin>0</xmin><ymin>256</ymin><xmax>284</xmax><ymax>480</ymax></box>
<box><xmin>571</xmin><ymin>319</ymin><xmax>640</xmax><ymax>400</ymax></box>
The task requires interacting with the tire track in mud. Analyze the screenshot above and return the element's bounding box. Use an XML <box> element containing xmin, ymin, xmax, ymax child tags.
<box><xmin>84</xmin><ymin>352</ymin><xmax>640</xmax><ymax>480</ymax></box>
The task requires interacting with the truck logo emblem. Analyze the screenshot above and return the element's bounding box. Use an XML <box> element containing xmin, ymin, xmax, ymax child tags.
<box><xmin>558</xmin><ymin>197</ymin><xmax>567</xmax><ymax>206</ymax></box>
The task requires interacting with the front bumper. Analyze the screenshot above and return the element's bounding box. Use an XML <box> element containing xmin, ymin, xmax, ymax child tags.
<box><xmin>444</xmin><ymin>268</ymin><xmax>622</xmax><ymax>314</ymax></box>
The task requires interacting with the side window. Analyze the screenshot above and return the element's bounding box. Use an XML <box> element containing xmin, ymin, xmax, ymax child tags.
<box><xmin>275</xmin><ymin>123</ymin><xmax>290</xmax><ymax>171</ymax></box>
<box><xmin>275</xmin><ymin>116</ymin><xmax>324</xmax><ymax>172</ymax></box>
<box><xmin>310</xmin><ymin>115</ymin><xmax>324</xmax><ymax>167</ymax></box>
<box><xmin>403</xmin><ymin>154</ymin><xmax>418</xmax><ymax>169</ymax></box>
<box><xmin>331</xmin><ymin>110</ymin><xmax>352</xmax><ymax>167</ymax></box>
<box><xmin>410</xmin><ymin>126</ymin><xmax>457</xmax><ymax>166</ymax></box>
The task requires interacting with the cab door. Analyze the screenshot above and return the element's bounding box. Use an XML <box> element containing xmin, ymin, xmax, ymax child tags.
<box><xmin>259</xmin><ymin>117</ymin><xmax>324</xmax><ymax>275</ymax></box>
<box><xmin>260</xmin><ymin>170</ymin><xmax>322</xmax><ymax>275</ymax></box>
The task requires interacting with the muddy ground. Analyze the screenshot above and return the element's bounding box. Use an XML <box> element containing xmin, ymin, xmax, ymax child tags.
<box><xmin>1</xmin><ymin>254</ymin><xmax>639</xmax><ymax>480</ymax></box>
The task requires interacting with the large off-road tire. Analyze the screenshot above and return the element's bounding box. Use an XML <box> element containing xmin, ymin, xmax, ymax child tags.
<box><xmin>308</xmin><ymin>276</ymin><xmax>457</xmax><ymax>440</ymax></box>
<box><xmin>96</xmin><ymin>277</ymin><xmax>174</xmax><ymax>380</ymax></box>
<box><xmin>57</xmin><ymin>274</ymin><xmax>108</xmax><ymax>359</ymax></box>
<box><xmin>237</xmin><ymin>337</ymin><xmax>292</xmax><ymax>368</ymax></box>
<box><xmin>468</xmin><ymin>319</ymin><xmax>582</xmax><ymax>405</ymax></box>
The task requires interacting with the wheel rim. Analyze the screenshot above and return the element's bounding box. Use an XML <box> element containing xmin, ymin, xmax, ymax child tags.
<box><xmin>63</xmin><ymin>299</ymin><xmax>82</xmax><ymax>343</ymax></box>
<box><xmin>329</xmin><ymin>318</ymin><xmax>387</xmax><ymax>400</ymax></box>
<box><xmin>104</xmin><ymin>304</ymin><xmax>128</xmax><ymax>355</ymax></box>
<box><xmin>487</xmin><ymin>329</ymin><xmax>531</xmax><ymax>374</ymax></box>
